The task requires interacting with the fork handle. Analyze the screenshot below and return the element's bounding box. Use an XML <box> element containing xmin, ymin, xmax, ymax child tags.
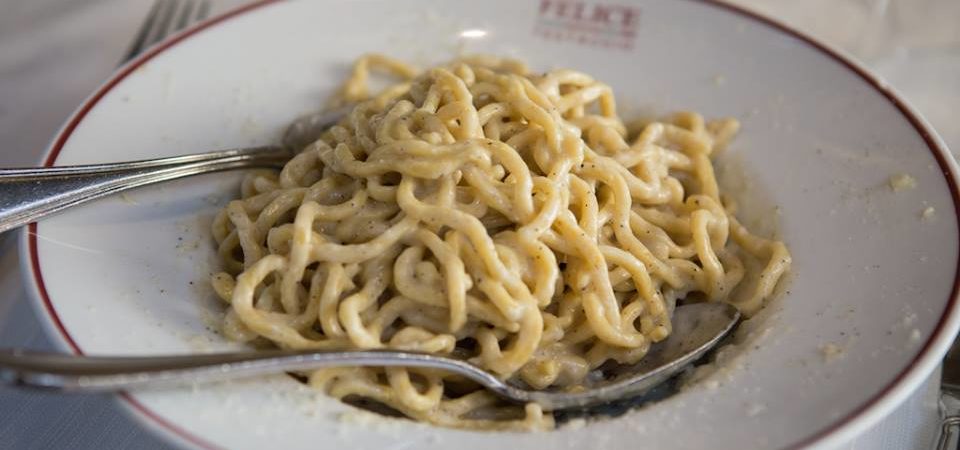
<box><xmin>935</xmin><ymin>415</ymin><xmax>960</xmax><ymax>450</ymax></box>
<box><xmin>0</xmin><ymin>146</ymin><xmax>289</xmax><ymax>234</ymax></box>
<box><xmin>935</xmin><ymin>389</ymin><xmax>960</xmax><ymax>450</ymax></box>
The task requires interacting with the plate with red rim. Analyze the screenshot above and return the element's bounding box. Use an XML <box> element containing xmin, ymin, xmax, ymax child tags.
<box><xmin>19</xmin><ymin>0</ymin><xmax>960</xmax><ymax>449</ymax></box>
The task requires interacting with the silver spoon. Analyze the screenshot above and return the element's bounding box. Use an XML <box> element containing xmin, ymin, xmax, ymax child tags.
<box><xmin>0</xmin><ymin>302</ymin><xmax>738</xmax><ymax>410</ymax></box>
<box><xmin>0</xmin><ymin>108</ymin><xmax>348</xmax><ymax>235</ymax></box>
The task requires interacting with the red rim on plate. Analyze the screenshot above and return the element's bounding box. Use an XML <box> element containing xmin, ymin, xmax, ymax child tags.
<box><xmin>20</xmin><ymin>1</ymin><xmax>960</xmax><ymax>449</ymax></box>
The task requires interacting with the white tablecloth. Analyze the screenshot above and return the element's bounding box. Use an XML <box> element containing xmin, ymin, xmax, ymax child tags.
<box><xmin>0</xmin><ymin>1</ymin><xmax>957</xmax><ymax>448</ymax></box>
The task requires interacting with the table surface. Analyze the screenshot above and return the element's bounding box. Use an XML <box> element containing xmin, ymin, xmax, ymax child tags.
<box><xmin>0</xmin><ymin>1</ymin><xmax>957</xmax><ymax>449</ymax></box>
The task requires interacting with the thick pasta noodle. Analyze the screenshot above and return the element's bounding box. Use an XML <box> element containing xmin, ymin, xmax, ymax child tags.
<box><xmin>210</xmin><ymin>54</ymin><xmax>791</xmax><ymax>430</ymax></box>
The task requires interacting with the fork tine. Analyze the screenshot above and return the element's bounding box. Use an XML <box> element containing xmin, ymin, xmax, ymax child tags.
<box><xmin>147</xmin><ymin>0</ymin><xmax>180</xmax><ymax>48</ymax></box>
<box><xmin>120</xmin><ymin>0</ymin><xmax>165</xmax><ymax>63</ymax></box>
<box><xmin>174</xmin><ymin>0</ymin><xmax>196</xmax><ymax>32</ymax></box>
<box><xmin>120</xmin><ymin>0</ymin><xmax>211</xmax><ymax>65</ymax></box>
<box><xmin>195</xmin><ymin>0</ymin><xmax>211</xmax><ymax>23</ymax></box>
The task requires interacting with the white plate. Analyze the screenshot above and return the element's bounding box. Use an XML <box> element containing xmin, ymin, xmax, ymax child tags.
<box><xmin>19</xmin><ymin>1</ymin><xmax>960</xmax><ymax>449</ymax></box>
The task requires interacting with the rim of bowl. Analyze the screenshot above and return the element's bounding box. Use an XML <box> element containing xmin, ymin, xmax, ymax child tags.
<box><xmin>17</xmin><ymin>1</ymin><xmax>960</xmax><ymax>449</ymax></box>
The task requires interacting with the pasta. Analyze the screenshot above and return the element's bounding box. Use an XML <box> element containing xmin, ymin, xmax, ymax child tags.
<box><xmin>209</xmin><ymin>54</ymin><xmax>791</xmax><ymax>430</ymax></box>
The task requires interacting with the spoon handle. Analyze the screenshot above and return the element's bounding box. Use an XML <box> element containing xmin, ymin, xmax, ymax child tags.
<box><xmin>0</xmin><ymin>348</ymin><xmax>506</xmax><ymax>394</ymax></box>
<box><xmin>0</xmin><ymin>146</ymin><xmax>290</xmax><ymax>234</ymax></box>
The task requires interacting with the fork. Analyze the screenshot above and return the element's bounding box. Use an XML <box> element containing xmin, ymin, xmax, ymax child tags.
<box><xmin>0</xmin><ymin>0</ymin><xmax>357</xmax><ymax>235</ymax></box>
<box><xmin>0</xmin><ymin>107</ymin><xmax>347</xmax><ymax>234</ymax></box>
<box><xmin>0</xmin><ymin>0</ymin><xmax>347</xmax><ymax>236</ymax></box>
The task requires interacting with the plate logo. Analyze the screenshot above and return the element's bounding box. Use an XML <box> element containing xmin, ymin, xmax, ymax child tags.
<box><xmin>533</xmin><ymin>0</ymin><xmax>640</xmax><ymax>50</ymax></box>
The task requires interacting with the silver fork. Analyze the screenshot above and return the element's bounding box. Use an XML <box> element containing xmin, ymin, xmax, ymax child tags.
<box><xmin>0</xmin><ymin>0</ymin><xmax>352</xmax><ymax>235</ymax></box>
<box><xmin>121</xmin><ymin>0</ymin><xmax>211</xmax><ymax>64</ymax></box>
<box><xmin>0</xmin><ymin>109</ymin><xmax>345</xmax><ymax>235</ymax></box>
<box><xmin>0</xmin><ymin>3</ymin><xmax>212</xmax><ymax>253</ymax></box>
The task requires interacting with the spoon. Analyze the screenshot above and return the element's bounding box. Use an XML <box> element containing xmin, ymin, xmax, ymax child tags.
<box><xmin>0</xmin><ymin>302</ymin><xmax>739</xmax><ymax>411</ymax></box>
<box><xmin>0</xmin><ymin>108</ymin><xmax>348</xmax><ymax>235</ymax></box>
